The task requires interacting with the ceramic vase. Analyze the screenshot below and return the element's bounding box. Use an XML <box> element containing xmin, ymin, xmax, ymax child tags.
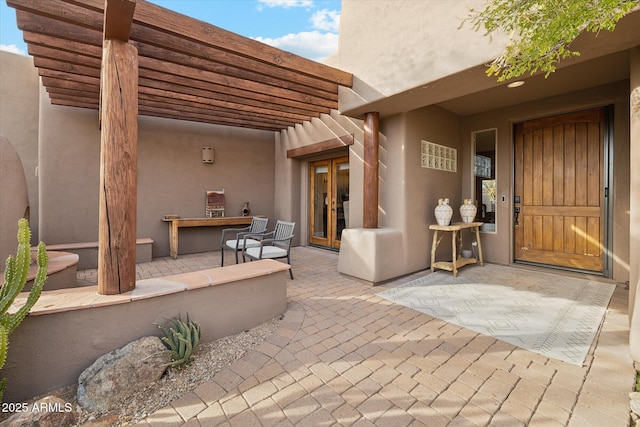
<box><xmin>460</xmin><ymin>199</ymin><xmax>477</xmax><ymax>223</ymax></box>
<box><xmin>242</xmin><ymin>202</ymin><xmax>251</xmax><ymax>216</ymax></box>
<box><xmin>434</xmin><ymin>198</ymin><xmax>453</xmax><ymax>226</ymax></box>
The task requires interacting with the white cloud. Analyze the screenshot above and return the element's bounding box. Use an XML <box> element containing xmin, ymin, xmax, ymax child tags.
<box><xmin>253</xmin><ymin>4</ymin><xmax>340</xmax><ymax>61</ymax></box>
<box><xmin>311</xmin><ymin>9</ymin><xmax>339</xmax><ymax>32</ymax></box>
<box><xmin>0</xmin><ymin>44</ymin><xmax>26</xmax><ymax>55</ymax></box>
<box><xmin>254</xmin><ymin>31</ymin><xmax>338</xmax><ymax>61</ymax></box>
<box><xmin>257</xmin><ymin>0</ymin><xmax>313</xmax><ymax>8</ymax></box>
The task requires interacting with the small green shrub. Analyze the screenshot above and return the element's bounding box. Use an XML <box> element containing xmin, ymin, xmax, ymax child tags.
<box><xmin>0</xmin><ymin>219</ymin><xmax>48</xmax><ymax>401</ymax></box>
<box><xmin>158</xmin><ymin>313</ymin><xmax>201</xmax><ymax>367</ymax></box>
<box><xmin>635</xmin><ymin>370</ymin><xmax>640</xmax><ymax>392</ymax></box>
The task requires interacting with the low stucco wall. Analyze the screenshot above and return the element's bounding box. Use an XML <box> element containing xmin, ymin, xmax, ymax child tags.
<box><xmin>338</xmin><ymin>228</ymin><xmax>406</xmax><ymax>283</ymax></box>
<box><xmin>4</xmin><ymin>260</ymin><xmax>289</xmax><ymax>402</ymax></box>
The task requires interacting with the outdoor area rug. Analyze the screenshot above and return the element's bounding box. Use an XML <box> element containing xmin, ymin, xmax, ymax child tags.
<box><xmin>377</xmin><ymin>264</ymin><xmax>615</xmax><ymax>366</ymax></box>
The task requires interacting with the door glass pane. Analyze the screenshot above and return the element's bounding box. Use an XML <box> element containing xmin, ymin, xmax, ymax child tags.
<box><xmin>335</xmin><ymin>163</ymin><xmax>349</xmax><ymax>242</ymax></box>
<box><xmin>313</xmin><ymin>166</ymin><xmax>328</xmax><ymax>238</ymax></box>
<box><xmin>472</xmin><ymin>129</ymin><xmax>497</xmax><ymax>233</ymax></box>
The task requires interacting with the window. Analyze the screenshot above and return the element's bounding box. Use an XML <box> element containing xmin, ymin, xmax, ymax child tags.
<box><xmin>472</xmin><ymin>129</ymin><xmax>497</xmax><ymax>233</ymax></box>
<box><xmin>421</xmin><ymin>140</ymin><xmax>457</xmax><ymax>172</ymax></box>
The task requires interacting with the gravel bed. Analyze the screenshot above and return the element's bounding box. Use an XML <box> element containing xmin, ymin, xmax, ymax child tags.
<box><xmin>18</xmin><ymin>316</ymin><xmax>281</xmax><ymax>426</ymax></box>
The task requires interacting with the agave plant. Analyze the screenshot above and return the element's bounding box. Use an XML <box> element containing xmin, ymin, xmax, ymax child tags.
<box><xmin>157</xmin><ymin>313</ymin><xmax>201</xmax><ymax>368</ymax></box>
<box><xmin>0</xmin><ymin>219</ymin><xmax>48</xmax><ymax>401</ymax></box>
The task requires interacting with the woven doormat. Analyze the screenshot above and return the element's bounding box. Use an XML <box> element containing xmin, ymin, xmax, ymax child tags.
<box><xmin>377</xmin><ymin>264</ymin><xmax>614</xmax><ymax>365</ymax></box>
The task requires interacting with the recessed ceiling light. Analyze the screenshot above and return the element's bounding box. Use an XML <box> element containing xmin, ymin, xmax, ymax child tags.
<box><xmin>507</xmin><ymin>81</ymin><xmax>525</xmax><ymax>88</ymax></box>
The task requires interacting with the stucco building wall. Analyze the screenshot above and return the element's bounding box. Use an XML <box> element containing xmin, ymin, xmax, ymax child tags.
<box><xmin>0</xmin><ymin>51</ymin><xmax>40</xmax><ymax>240</ymax></box>
<box><xmin>337</xmin><ymin>0</ymin><xmax>504</xmax><ymax>98</ymax></box>
<box><xmin>37</xmin><ymin>94</ymin><xmax>276</xmax><ymax>257</ymax></box>
<box><xmin>460</xmin><ymin>81</ymin><xmax>630</xmax><ymax>282</ymax></box>
<box><xmin>276</xmin><ymin>114</ymin><xmax>363</xmax><ymax>247</ymax></box>
<box><xmin>401</xmin><ymin>106</ymin><xmax>462</xmax><ymax>272</ymax></box>
<box><xmin>330</xmin><ymin>1</ymin><xmax>637</xmax><ymax>286</ymax></box>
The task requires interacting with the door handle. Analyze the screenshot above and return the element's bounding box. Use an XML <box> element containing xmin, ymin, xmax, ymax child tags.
<box><xmin>514</xmin><ymin>206</ymin><xmax>520</xmax><ymax>226</ymax></box>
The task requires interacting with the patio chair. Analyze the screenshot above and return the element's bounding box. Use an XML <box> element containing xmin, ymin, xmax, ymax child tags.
<box><xmin>242</xmin><ymin>220</ymin><xmax>295</xmax><ymax>279</ymax></box>
<box><xmin>220</xmin><ymin>217</ymin><xmax>269</xmax><ymax>266</ymax></box>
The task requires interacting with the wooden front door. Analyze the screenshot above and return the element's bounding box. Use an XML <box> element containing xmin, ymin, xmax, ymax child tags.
<box><xmin>514</xmin><ymin>109</ymin><xmax>606</xmax><ymax>272</ymax></box>
<box><xmin>309</xmin><ymin>157</ymin><xmax>349</xmax><ymax>249</ymax></box>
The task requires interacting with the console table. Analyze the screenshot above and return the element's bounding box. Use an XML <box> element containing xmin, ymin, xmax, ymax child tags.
<box><xmin>429</xmin><ymin>222</ymin><xmax>484</xmax><ymax>277</ymax></box>
<box><xmin>162</xmin><ymin>216</ymin><xmax>253</xmax><ymax>259</ymax></box>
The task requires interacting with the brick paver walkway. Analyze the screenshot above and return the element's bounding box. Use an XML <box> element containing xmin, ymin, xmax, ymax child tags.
<box><xmin>79</xmin><ymin>247</ymin><xmax>633</xmax><ymax>426</ymax></box>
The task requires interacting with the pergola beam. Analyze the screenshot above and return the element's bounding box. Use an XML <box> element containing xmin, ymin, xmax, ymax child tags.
<box><xmin>129</xmin><ymin>0</ymin><xmax>352</xmax><ymax>86</ymax></box>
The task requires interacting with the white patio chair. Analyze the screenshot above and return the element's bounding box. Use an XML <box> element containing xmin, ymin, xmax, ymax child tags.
<box><xmin>220</xmin><ymin>217</ymin><xmax>268</xmax><ymax>266</ymax></box>
<box><xmin>242</xmin><ymin>220</ymin><xmax>295</xmax><ymax>279</ymax></box>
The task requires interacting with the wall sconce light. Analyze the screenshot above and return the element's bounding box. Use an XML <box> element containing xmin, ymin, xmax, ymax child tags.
<box><xmin>202</xmin><ymin>147</ymin><xmax>215</xmax><ymax>164</ymax></box>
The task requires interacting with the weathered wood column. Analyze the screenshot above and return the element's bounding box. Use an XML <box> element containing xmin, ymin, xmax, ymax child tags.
<box><xmin>363</xmin><ymin>112</ymin><xmax>379</xmax><ymax>228</ymax></box>
<box><xmin>98</xmin><ymin>0</ymin><xmax>138</xmax><ymax>295</ymax></box>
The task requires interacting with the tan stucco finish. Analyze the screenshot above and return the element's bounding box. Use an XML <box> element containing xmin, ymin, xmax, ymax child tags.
<box><xmin>1</xmin><ymin>1</ymin><xmax>639</xmax><ymax>365</ymax></box>
<box><xmin>0</xmin><ymin>135</ymin><xmax>29</xmax><ymax>263</ymax></box>
<box><xmin>35</xmin><ymin>101</ymin><xmax>276</xmax><ymax>256</ymax></box>
<box><xmin>0</xmin><ymin>52</ymin><xmax>39</xmax><ymax>241</ymax></box>
<box><xmin>4</xmin><ymin>260</ymin><xmax>288</xmax><ymax>402</ymax></box>
<box><xmin>337</xmin><ymin>0</ymin><xmax>504</xmax><ymax>99</ymax></box>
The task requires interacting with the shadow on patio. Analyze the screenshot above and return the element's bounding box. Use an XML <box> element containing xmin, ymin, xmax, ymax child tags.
<box><xmin>79</xmin><ymin>246</ymin><xmax>633</xmax><ymax>426</ymax></box>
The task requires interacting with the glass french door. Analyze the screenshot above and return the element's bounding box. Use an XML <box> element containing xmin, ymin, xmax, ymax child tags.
<box><xmin>309</xmin><ymin>157</ymin><xmax>349</xmax><ymax>249</ymax></box>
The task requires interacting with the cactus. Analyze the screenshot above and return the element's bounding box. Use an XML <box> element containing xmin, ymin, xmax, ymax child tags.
<box><xmin>157</xmin><ymin>313</ymin><xmax>201</xmax><ymax>368</ymax></box>
<box><xmin>0</xmin><ymin>219</ymin><xmax>48</xmax><ymax>401</ymax></box>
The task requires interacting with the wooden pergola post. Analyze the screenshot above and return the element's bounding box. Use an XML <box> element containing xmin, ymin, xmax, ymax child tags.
<box><xmin>98</xmin><ymin>0</ymin><xmax>138</xmax><ymax>295</ymax></box>
<box><xmin>363</xmin><ymin>112</ymin><xmax>379</xmax><ymax>228</ymax></box>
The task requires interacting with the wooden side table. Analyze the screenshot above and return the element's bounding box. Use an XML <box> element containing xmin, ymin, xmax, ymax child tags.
<box><xmin>429</xmin><ymin>221</ymin><xmax>484</xmax><ymax>277</ymax></box>
<box><xmin>162</xmin><ymin>216</ymin><xmax>253</xmax><ymax>259</ymax></box>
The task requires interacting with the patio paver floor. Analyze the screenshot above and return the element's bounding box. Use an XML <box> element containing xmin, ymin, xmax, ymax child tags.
<box><xmin>79</xmin><ymin>246</ymin><xmax>633</xmax><ymax>426</ymax></box>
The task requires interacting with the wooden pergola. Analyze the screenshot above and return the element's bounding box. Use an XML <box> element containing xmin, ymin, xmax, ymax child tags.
<box><xmin>7</xmin><ymin>0</ymin><xmax>352</xmax><ymax>131</ymax></box>
<box><xmin>7</xmin><ymin>0</ymin><xmax>354</xmax><ymax>294</ymax></box>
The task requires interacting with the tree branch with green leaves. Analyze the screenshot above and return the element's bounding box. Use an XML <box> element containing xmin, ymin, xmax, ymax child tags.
<box><xmin>465</xmin><ymin>0</ymin><xmax>639</xmax><ymax>81</ymax></box>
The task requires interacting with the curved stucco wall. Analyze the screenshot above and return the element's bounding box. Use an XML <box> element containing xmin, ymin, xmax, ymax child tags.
<box><xmin>0</xmin><ymin>135</ymin><xmax>30</xmax><ymax>263</ymax></box>
<box><xmin>0</xmin><ymin>51</ymin><xmax>40</xmax><ymax>242</ymax></box>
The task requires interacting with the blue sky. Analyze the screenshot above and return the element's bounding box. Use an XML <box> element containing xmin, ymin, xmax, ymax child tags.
<box><xmin>0</xmin><ymin>0</ymin><xmax>341</xmax><ymax>61</ymax></box>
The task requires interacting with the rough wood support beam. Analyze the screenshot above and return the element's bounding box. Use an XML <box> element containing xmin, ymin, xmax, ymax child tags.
<box><xmin>286</xmin><ymin>135</ymin><xmax>354</xmax><ymax>158</ymax></box>
<box><xmin>363</xmin><ymin>112</ymin><xmax>379</xmax><ymax>229</ymax></box>
<box><xmin>97</xmin><ymin>37</ymin><xmax>138</xmax><ymax>295</ymax></box>
<box><xmin>104</xmin><ymin>0</ymin><xmax>135</xmax><ymax>41</ymax></box>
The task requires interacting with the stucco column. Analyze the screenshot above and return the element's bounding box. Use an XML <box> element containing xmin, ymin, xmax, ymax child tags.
<box><xmin>629</xmin><ymin>46</ymin><xmax>640</xmax><ymax>361</ymax></box>
<box><xmin>363</xmin><ymin>112</ymin><xmax>379</xmax><ymax>228</ymax></box>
